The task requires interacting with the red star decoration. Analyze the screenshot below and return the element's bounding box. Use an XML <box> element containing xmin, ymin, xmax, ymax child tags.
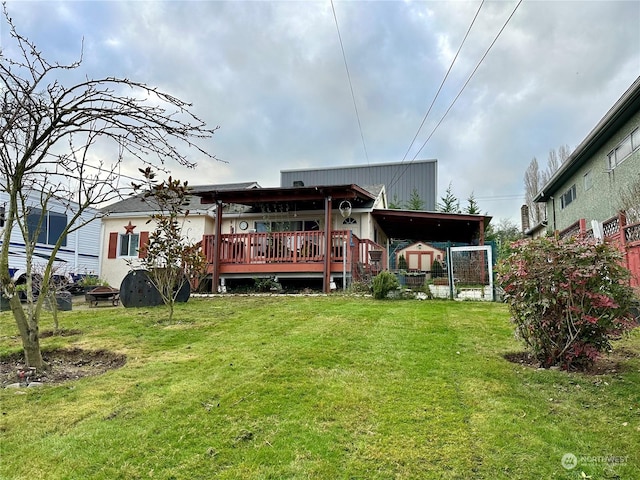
<box><xmin>124</xmin><ymin>221</ymin><xmax>136</xmax><ymax>234</ymax></box>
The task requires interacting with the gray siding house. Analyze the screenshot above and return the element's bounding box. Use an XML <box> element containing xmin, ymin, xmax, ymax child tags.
<box><xmin>281</xmin><ymin>159</ymin><xmax>437</xmax><ymax>211</ymax></box>
<box><xmin>535</xmin><ymin>76</ymin><xmax>640</xmax><ymax>233</ymax></box>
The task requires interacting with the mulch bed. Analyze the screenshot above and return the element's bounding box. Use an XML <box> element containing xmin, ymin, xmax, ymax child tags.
<box><xmin>503</xmin><ymin>347</ymin><xmax>638</xmax><ymax>375</ymax></box>
<box><xmin>1</xmin><ymin>348</ymin><xmax>126</xmax><ymax>387</ymax></box>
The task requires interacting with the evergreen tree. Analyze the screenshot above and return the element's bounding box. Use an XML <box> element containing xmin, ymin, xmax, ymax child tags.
<box><xmin>388</xmin><ymin>193</ymin><xmax>404</xmax><ymax>210</ymax></box>
<box><xmin>398</xmin><ymin>254</ymin><xmax>407</xmax><ymax>270</ymax></box>
<box><xmin>438</xmin><ymin>182</ymin><xmax>460</xmax><ymax>213</ymax></box>
<box><xmin>406</xmin><ymin>188</ymin><xmax>425</xmax><ymax>211</ymax></box>
<box><xmin>464</xmin><ymin>191</ymin><xmax>481</xmax><ymax>214</ymax></box>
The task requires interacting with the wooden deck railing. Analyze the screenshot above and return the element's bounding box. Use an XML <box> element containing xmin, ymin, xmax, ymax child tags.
<box><xmin>202</xmin><ymin>230</ymin><xmax>385</xmax><ymax>268</ymax></box>
<box><xmin>556</xmin><ymin>213</ymin><xmax>640</xmax><ymax>289</ymax></box>
<box><xmin>624</xmin><ymin>221</ymin><xmax>640</xmax><ymax>245</ymax></box>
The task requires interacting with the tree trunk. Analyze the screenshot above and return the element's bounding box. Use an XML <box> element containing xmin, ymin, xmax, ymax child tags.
<box><xmin>168</xmin><ymin>300</ymin><xmax>175</xmax><ymax>323</ymax></box>
<box><xmin>9</xmin><ymin>296</ymin><xmax>46</xmax><ymax>370</ymax></box>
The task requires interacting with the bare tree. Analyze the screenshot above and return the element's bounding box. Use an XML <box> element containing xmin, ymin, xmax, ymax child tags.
<box><xmin>619</xmin><ymin>174</ymin><xmax>640</xmax><ymax>224</ymax></box>
<box><xmin>524</xmin><ymin>157</ymin><xmax>543</xmax><ymax>225</ymax></box>
<box><xmin>524</xmin><ymin>145</ymin><xmax>571</xmax><ymax>226</ymax></box>
<box><xmin>0</xmin><ymin>6</ymin><xmax>219</xmax><ymax>370</ymax></box>
<box><xmin>542</xmin><ymin>144</ymin><xmax>571</xmax><ymax>184</ymax></box>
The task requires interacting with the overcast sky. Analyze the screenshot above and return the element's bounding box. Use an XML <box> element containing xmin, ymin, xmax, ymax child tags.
<box><xmin>2</xmin><ymin>0</ymin><xmax>639</xmax><ymax>224</ymax></box>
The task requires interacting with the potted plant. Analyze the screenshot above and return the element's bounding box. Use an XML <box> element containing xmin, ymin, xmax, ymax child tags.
<box><xmin>78</xmin><ymin>275</ymin><xmax>108</xmax><ymax>293</ymax></box>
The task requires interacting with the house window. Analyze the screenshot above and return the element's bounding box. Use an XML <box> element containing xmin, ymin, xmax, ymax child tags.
<box><xmin>607</xmin><ymin>127</ymin><xmax>639</xmax><ymax>170</ymax></box>
<box><xmin>26</xmin><ymin>208</ymin><xmax>67</xmax><ymax>247</ymax></box>
<box><xmin>255</xmin><ymin>220</ymin><xmax>311</xmax><ymax>232</ymax></box>
<box><xmin>583</xmin><ymin>170</ymin><xmax>592</xmax><ymax>191</ymax></box>
<box><xmin>560</xmin><ymin>184</ymin><xmax>576</xmax><ymax>209</ymax></box>
<box><xmin>342</xmin><ymin>217</ymin><xmax>357</xmax><ymax>225</ymax></box>
<box><xmin>119</xmin><ymin>233</ymin><xmax>139</xmax><ymax>257</ymax></box>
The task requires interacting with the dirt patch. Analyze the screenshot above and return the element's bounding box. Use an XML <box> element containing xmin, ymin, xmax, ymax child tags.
<box><xmin>504</xmin><ymin>348</ymin><xmax>638</xmax><ymax>375</ymax></box>
<box><xmin>1</xmin><ymin>348</ymin><xmax>126</xmax><ymax>387</ymax></box>
<box><xmin>38</xmin><ymin>329</ymin><xmax>83</xmax><ymax>339</ymax></box>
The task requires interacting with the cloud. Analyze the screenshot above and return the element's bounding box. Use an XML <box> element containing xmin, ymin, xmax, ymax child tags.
<box><xmin>2</xmin><ymin>0</ymin><xmax>639</xmax><ymax>224</ymax></box>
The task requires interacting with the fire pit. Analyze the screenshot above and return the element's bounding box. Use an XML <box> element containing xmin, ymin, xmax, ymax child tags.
<box><xmin>85</xmin><ymin>286</ymin><xmax>120</xmax><ymax>307</ymax></box>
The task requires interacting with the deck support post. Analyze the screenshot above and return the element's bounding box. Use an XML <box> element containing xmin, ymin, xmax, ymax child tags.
<box><xmin>212</xmin><ymin>201</ymin><xmax>223</xmax><ymax>293</ymax></box>
<box><xmin>323</xmin><ymin>195</ymin><xmax>332</xmax><ymax>293</ymax></box>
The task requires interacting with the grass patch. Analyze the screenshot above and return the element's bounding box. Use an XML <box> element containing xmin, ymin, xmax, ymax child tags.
<box><xmin>1</xmin><ymin>296</ymin><xmax>638</xmax><ymax>479</ymax></box>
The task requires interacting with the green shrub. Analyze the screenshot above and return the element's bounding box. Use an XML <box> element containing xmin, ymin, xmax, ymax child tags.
<box><xmin>372</xmin><ymin>271</ymin><xmax>400</xmax><ymax>300</ymax></box>
<box><xmin>497</xmin><ymin>236</ymin><xmax>637</xmax><ymax>370</ymax></box>
<box><xmin>253</xmin><ymin>277</ymin><xmax>282</xmax><ymax>293</ymax></box>
<box><xmin>79</xmin><ymin>275</ymin><xmax>108</xmax><ymax>287</ymax></box>
<box><xmin>348</xmin><ymin>280</ymin><xmax>371</xmax><ymax>294</ymax></box>
<box><xmin>431</xmin><ymin>258</ymin><xmax>443</xmax><ymax>277</ymax></box>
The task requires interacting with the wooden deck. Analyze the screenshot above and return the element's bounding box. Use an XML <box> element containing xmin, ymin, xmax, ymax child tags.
<box><xmin>202</xmin><ymin>230</ymin><xmax>386</xmax><ymax>280</ymax></box>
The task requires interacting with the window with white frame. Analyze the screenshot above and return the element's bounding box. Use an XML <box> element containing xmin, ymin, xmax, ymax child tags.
<box><xmin>560</xmin><ymin>184</ymin><xmax>576</xmax><ymax>209</ymax></box>
<box><xmin>119</xmin><ymin>233</ymin><xmax>139</xmax><ymax>257</ymax></box>
<box><xmin>607</xmin><ymin>127</ymin><xmax>639</xmax><ymax>170</ymax></box>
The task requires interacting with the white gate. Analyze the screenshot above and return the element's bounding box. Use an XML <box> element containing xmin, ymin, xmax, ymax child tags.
<box><xmin>447</xmin><ymin>245</ymin><xmax>493</xmax><ymax>301</ymax></box>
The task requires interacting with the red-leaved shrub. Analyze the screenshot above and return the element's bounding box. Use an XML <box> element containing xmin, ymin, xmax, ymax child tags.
<box><xmin>497</xmin><ymin>236</ymin><xmax>637</xmax><ymax>370</ymax></box>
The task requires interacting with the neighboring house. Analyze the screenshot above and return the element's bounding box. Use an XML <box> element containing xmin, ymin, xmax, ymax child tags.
<box><xmin>0</xmin><ymin>190</ymin><xmax>101</xmax><ymax>286</ymax></box>
<box><xmin>524</xmin><ymin>222</ymin><xmax>548</xmax><ymax>239</ymax></box>
<box><xmin>395</xmin><ymin>242</ymin><xmax>445</xmax><ymax>274</ymax></box>
<box><xmin>521</xmin><ymin>204</ymin><xmax>548</xmax><ymax>239</ymax></box>
<box><xmin>534</xmin><ymin>76</ymin><xmax>640</xmax><ymax>288</ymax></box>
<box><xmin>281</xmin><ymin>159</ymin><xmax>438</xmax><ymax>211</ymax></box>
<box><xmin>99</xmin><ymin>182</ymin><xmax>259</xmax><ymax>288</ymax></box>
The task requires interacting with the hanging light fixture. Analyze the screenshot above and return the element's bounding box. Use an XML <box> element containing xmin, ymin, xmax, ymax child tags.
<box><xmin>339</xmin><ymin>200</ymin><xmax>352</xmax><ymax>218</ymax></box>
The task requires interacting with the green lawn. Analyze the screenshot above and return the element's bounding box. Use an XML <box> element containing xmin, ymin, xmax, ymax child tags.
<box><xmin>1</xmin><ymin>296</ymin><xmax>638</xmax><ymax>479</ymax></box>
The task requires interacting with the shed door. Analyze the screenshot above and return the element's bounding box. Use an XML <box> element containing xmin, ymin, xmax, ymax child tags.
<box><xmin>406</xmin><ymin>251</ymin><xmax>433</xmax><ymax>271</ymax></box>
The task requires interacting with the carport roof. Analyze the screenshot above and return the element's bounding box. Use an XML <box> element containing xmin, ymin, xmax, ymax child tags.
<box><xmin>371</xmin><ymin>209</ymin><xmax>491</xmax><ymax>244</ymax></box>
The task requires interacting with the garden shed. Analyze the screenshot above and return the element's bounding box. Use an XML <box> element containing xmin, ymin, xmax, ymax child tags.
<box><xmin>395</xmin><ymin>242</ymin><xmax>445</xmax><ymax>274</ymax></box>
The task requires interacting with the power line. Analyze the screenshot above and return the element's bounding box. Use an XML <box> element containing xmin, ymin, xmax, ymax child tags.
<box><xmin>330</xmin><ymin>0</ymin><xmax>369</xmax><ymax>165</ymax></box>
<box><xmin>389</xmin><ymin>0</ymin><xmax>485</xmax><ymax>191</ymax></box>
<box><xmin>400</xmin><ymin>0</ymin><xmax>485</xmax><ymax>164</ymax></box>
<box><xmin>389</xmin><ymin>0</ymin><xmax>523</xmax><ymax>191</ymax></box>
<box><xmin>475</xmin><ymin>194</ymin><xmax>525</xmax><ymax>201</ymax></box>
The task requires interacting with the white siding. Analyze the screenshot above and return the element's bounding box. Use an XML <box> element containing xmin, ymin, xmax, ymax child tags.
<box><xmin>0</xmin><ymin>191</ymin><xmax>101</xmax><ymax>280</ymax></box>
